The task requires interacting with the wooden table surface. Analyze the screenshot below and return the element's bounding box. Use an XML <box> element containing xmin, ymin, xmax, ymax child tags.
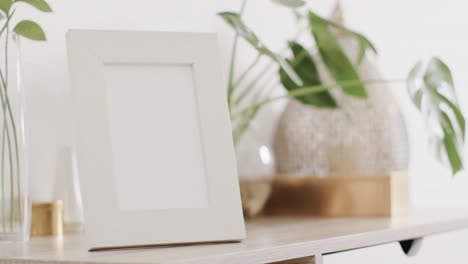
<box><xmin>1</xmin><ymin>208</ymin><xmax>468</xmax><ymax>264</ymax></box>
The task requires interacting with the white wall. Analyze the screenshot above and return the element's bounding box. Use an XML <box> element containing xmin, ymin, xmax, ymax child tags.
<box><xmin>19</xmin><ymin>0</ymin><xmax>468</xmax><ymax>207</ymax></box>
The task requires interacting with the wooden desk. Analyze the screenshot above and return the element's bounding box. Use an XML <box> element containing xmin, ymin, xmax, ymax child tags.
<box><xmin>2</xmin><ymin>208</ymin><xmax>468</xmax><ymax>264</ymax></box>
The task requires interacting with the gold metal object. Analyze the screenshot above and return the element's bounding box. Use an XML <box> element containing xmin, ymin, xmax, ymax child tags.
<box><xmin>30</xmin><ymin>200</ymin><xmax>63</xmax><ymax>237</ymax></box>
<box><xmin>263</xmin><ymin>172</ymin><xmax>409</xmax><ymax>217</ymax></box>
<box><xmin>240</xmin><ymin>180</ymin><xmax>272</xmax><ymax>218</ymax></box>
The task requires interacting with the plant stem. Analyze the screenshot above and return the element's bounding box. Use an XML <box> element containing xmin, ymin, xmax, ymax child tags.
<box><xmin>0</xmin><ymin>11</ymin><xmax>22</xmax><ymax>231</ymax></box>
<box><xmin>4</xmin><ymin>28</ymin><xmax>21</xmax><ymax>227</ymax></box>
<box><xmin>227</xmin><ymin>39</ymin><xmax>239</xmax><ymax>110</ymax></box>
<box><xmin>0</xmin><ymin>124</ymin><xmax>4</xmax><ymax>232</ymax></box>
<box><xmin>232</xmin><ymin>79</ymin><xmax>404</xmax><ymax>119</ymax></box>
<box><xmin>6</xmin><ymin>31</ymin><xmax>21</xmax><ymax>227</ymax></box>
<box><xmin>227</xmin><ymin>0</ymin><xmax>248</xmax><ymax>111</ymax></box>
<box><xmin>4</xmin><ymin>30</ymin><xmax>9</xmax><ymax>227</ymax></box>
<box><xmin>233</xmin><ymin>104</ymin><xmax>261</xmax><ymax>145</ymax></box>
<box><xmin>0</xmin><ymin>33</ymin><xmax>14</xmax><ymax>231</ymax></box>
<box><xmin>232</xmin><ymin>81</ymin><xmax>279</xmax><ymax>145</ymax></box>
<box><xmin>0</xmin><ymin>75</ymin><xmax>14</xmax><ymax>231</ymax></box>
<box><xmin>0</xmin><ymin>11</ymin><xmax>15</xmax><ymax>37</ymax></box>
<box><xmin>233</xmin><ymin>54</ymin><xmax>261</xmax><ymax>89</ymax></box>
<box><xmin>233</xmin><ymin>58</ymin><xmax>274</xmax><ymax>106</ymax></box>
<box><xmin>233</xmin><ymin>49</ymin><xmax>307</xmax><ymax>107</ymax></box>
<box><xmin>0</xmin><ymin>76</ymin><xmax>14</xmax><ymax>232</ymax></box>
<box><xmin>231</xmin><ymin>19</ymin><xmax>312</xmax><ymax>109</ymax></box>
<box><xmin>231</xmin><ymin>78</ymin><xmax>404</xmax><ymax>143</ymax></box>
<box><xmin>6</xmin><ymin>115</ymin><xmax>13</xmax><ymax>231</ymax></box>
<box><xmin>0</xmin><ymin>9</ymin><xmax>14</xmax><ymax>232</ymax></box>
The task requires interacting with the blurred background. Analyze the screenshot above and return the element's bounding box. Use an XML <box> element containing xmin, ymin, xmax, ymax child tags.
<box><xmin>17</xmin><ymin>0</ymin><xmax>468</xmax><ymax>208</ymax></box>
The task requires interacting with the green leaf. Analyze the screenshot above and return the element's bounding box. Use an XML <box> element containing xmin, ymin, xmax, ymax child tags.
<box><xmin>219</xmin><ymin>12</ymin><xmax>302</xmax><ymax>86</ymax></box>
<box><xmin>279</xmin><ymin>41</ymin><xmax>337</xmax><ymax>107</ymax></box>
<box><xmin>271</xmin><ymin>0</ymin><xmax>306</xmax><ymax>8</ymax></box>
<box><xmin>355</xmin><ymin>35</ymin><xmax>377</xmax><ymax>64</ymax></box>
<box><xmin>13</xmin><ymin>20</ymin><xmax>46</xmax><ymax>41</ymax></box>
<box><xmin>429</xmin><ymin>57</ymin><xmax>454</xmax><ymax>87</ymax></box>
<box><xmin>407</xmin><ymin>61</ymin><xmax>423</xmax><ymax>109</ymax></box>
<box><xmin>0</xmin><ymin>0</ymin><xmax>12</xmax><ymax>14</ymax></box>
<box><xmin>308</xmin><ymin>11</ymin><xmax>367</xmax><ymax>98</ymax></box>
<box><xmin>422</xmin><ymin>61</ymin><xmax>464</xmax><ymax>141</ymax></box>
<box><xmin>443</xmin><ymin>126</ymin><xmax>463</xmax><ymax>175</ymax></box>
<box><xmin>270</xmin><ymin>51</ymin><xmax>303</xmax><ymax>86</ymax></box>
<box><xmin>411</xmin><ymin>89</ymin><xmax>424</xmax><ymax>110</ymax></box>
<box><xmin>436</xmin><ymin>91</ymin><xmax>465</xmax><ymax>139</ymax></box>
<box><xmin>407</xmin><ymin>57</ymin><xmax>465</xmax><ymax>176</ymax></box>
<box><xmin>309</xmin><ymin>11</ymin><xmax>377</xmax><ymax>64</ymax></box>
<box><xmin>218</xmin><ymin>12</ymin><xmax>260</xmax><ymax>49</ymax></box>
<box><xmin>16</xmin><ymin>0</ymin><xmax>52</xmax><ymax>12</ymax></box>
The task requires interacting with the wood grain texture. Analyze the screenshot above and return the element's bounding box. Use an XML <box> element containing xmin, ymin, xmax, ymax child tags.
<box><xmin>1</xmin><ymin>208</ymin><xmax>468</xmax><ymax>264</ymax></box>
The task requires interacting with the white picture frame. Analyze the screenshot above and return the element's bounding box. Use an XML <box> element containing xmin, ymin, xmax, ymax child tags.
<box><xmin>66</xmin><ymin>30</ymin><xmax>245</xmax><ymax>250</ymax></box>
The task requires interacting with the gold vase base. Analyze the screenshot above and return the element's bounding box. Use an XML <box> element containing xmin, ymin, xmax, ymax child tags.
<box><xmin>240</xmin><ymin>180</ymin><xmax>273</xmax><ymax>218</ymax></box>
<box><xmin>30</xmin><ymin>201</ymin><xmax>63</xmax><ymax>237</ymax></box>
<box><xmin>262</xmin><ymin>171</ymin><xmax>409</xmax><ymax>217</ymax></box>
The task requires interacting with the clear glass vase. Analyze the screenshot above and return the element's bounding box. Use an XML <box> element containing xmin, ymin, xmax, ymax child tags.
<box><xmin>235</xmin><ymin>123</ymin><xmax>275</xmax><ymax>217</ymax></box>
<box><xmin>0</xmin><ymin>33</ymin><xmax>30</xmax><ymax>242</ymax></box>
<box><xmin>54</xmin><ymin>146</ymin><xmax>84</xmax><ymax>233</ymax></box>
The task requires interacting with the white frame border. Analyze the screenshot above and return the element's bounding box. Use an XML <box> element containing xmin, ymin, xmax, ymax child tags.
<box><xmin>67</xmin><ymin>30</ymin><xmax>245</xmax><ymax>249</ymax></box>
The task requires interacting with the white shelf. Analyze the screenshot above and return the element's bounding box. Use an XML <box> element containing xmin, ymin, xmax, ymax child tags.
<box><xmin>2</xmin><ymin>208</ymin><xmax>468</xmax><ymax>264</ymax></box>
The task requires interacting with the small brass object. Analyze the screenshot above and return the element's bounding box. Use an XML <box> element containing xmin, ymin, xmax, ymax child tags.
<box><xmin>30</xmin><ymin>200</ymin><xmax>63</xmax><ymax>237</ymax></box>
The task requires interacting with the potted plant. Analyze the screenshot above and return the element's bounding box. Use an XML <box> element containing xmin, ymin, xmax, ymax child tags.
<box><xmin>219</xmin><ymin>0</ymin><xmax>464</xmax><ymax>216</ymax></box>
